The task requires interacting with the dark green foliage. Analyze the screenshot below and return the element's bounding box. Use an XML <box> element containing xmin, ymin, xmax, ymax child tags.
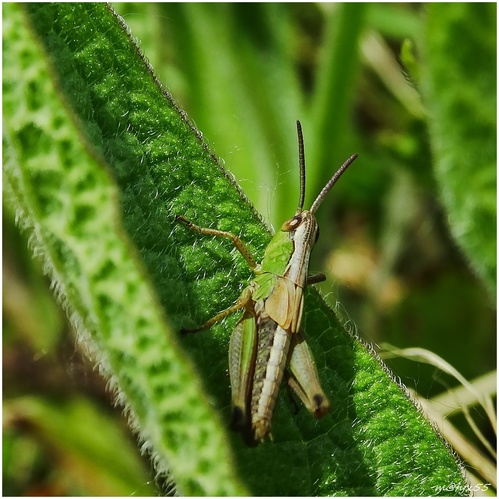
<box><xmin>420</xmin><ymin>3</ymin><xmax>496</xmax><ymax>296</ymax></box>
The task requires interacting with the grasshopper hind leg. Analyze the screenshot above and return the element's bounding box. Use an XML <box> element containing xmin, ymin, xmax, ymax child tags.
<box><xmin>228</xmin><ymin>304</ymin><xmax>259</xmax><ymax>446</ymax></box>
<box><xmin>287</xmin><ymin>331</ymin><xmax>330</xmax><ymax>418</ymax></box>
<box><xmin>283</xmin><ymin>370</ymin><xmax>301</xmax><ymax>416</ymax></box>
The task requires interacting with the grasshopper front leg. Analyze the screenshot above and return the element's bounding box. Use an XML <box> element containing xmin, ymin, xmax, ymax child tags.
<box><xmin>176</xmin><ymin>215</ymin><xmax>258</xmax><ymax>270</ymax></box>
<box><xmin>176</xmin><ymin>215</ymin><xmax>259</xmax><ymax>333</ymax></box>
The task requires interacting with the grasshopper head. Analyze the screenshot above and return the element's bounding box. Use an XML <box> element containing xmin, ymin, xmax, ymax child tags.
<box><xmin>280</xmin><ymin>210</ymin><xmax>319</xmax><ymax>249</ymax></box>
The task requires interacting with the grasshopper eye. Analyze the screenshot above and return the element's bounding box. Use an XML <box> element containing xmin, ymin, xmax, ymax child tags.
<box><xmin>281</xmin><ymin>214</ymin><xmax>302</xmax><ymax>232</ymax></box>
<box><xmin>315</xmin><ymin>226</ymin><xmax>320</xmax><ymax>242</ymax></box>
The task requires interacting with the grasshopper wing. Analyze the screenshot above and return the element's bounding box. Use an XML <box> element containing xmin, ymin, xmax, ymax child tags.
<box><xmin>264</xmin><ymin>277</ymin><xmax>304</xmax><ymax>333</ymax></box>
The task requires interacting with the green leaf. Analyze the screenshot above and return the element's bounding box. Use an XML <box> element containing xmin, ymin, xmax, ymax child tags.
<box><xmin>3</xmin><ymin>3</ymin><xmax>246</xmax><ymax>496</ymax></box>
<box><xmin>3</xmin><ymin>3</ymin><xmax>468</xmax><ymax>496</ymax></box>
<box><xmin>420</xmin><ymin>3</ymin><xmax>496</xmax><ymax>297</ymax></box>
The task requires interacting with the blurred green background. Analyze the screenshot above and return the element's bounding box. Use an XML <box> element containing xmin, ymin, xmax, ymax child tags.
<box><xmin>3</xmin><ymin>3</ymin><xmax>495</xmax><ymax>495</ymax></box>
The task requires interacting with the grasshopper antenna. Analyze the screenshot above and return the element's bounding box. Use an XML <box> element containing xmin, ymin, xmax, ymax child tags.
<box><xmin>296</xmin><ymin>120</ymin><xmax>306</xmax><ymax>215</ymax></box>
<box><xmin>309</xmin><ymin>153</ymin><xmax>359</xmax><ymax>215</ymax></box>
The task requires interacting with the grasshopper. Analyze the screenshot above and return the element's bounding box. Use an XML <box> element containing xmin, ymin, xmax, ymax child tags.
<box><xmin>177</xmin><ymin>121</ymin><xmax>358</xmax><ymax>445</ymax></box>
